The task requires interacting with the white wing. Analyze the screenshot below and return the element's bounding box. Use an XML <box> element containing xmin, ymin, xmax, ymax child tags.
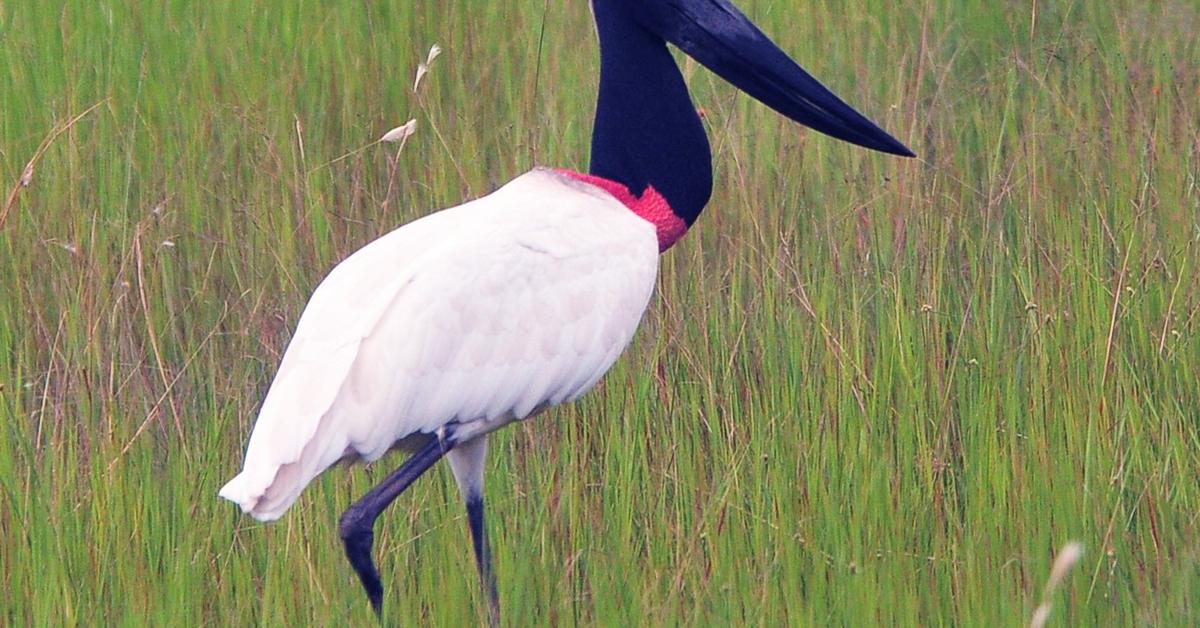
<box><xmin>219</xmin><ymin>169</ymin><xmax>660</xmax><ymax>520</ymax></box>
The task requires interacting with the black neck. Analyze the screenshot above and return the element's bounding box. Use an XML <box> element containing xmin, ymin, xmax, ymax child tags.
<box><xmin>588</xmin><ymin>1</ymin><xmax>712</xmax><ymax>226</ymax></box>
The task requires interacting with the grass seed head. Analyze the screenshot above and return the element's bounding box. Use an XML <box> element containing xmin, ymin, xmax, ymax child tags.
<box><xmin>1044</xmin><ymin>541</ymin><xmax>1084</xmax><ymax>597</ymax></box>
<box><xmin>413</xmin><ymin>43</ymin><xmax>442</xmax><ymax>92</ymax></box>
<box><xmin>1029</xmin><ymin>541</ymin><xmax>1084</xmax><ymax>628</ymax></box>
<box><xmin>379</xmin><ymin>119</ymin><xmax>417</xmax><ymax>144</ymax></box>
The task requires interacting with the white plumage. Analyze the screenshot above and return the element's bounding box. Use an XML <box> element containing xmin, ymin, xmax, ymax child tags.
<box><xmin>219</xmin><ymin>168</ymin><xmax>660</xmax><ymax>520</ymax></box>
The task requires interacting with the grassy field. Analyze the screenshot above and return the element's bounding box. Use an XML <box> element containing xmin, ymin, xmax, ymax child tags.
<box><xmin>2</xmin><ymin>0</ymin><xmax>1198</xmax><ymax>624</ymax></box>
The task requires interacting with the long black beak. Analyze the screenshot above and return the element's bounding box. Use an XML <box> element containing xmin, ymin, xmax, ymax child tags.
<box><xmin>634</xmin><ymin>0</ymin><xmax>915</xmax><ymax>157</ymax></box>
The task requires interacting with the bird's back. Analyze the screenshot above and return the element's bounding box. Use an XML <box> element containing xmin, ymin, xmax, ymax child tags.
<box><xmin>220</xmin><ymin>169</ymin><xmax>660</xmax><ymax>520</ymax></box>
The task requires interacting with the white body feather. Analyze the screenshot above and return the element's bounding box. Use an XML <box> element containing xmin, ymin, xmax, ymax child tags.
<box><xmin>219</xmin><ymin>169</ymin><xmax>660</xmax><ymax>520</ymax></box>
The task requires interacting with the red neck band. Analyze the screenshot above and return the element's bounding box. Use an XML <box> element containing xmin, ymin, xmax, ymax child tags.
<box><xmin>556</xmin><ymin>169</ymin><xmax>688</xmax><ymax>252</ymax></box>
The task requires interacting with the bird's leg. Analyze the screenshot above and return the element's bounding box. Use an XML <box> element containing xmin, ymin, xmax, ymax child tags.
<box><xmin>339</xmin><ymin>434</ymin><xmax>453</xmax><ymax>616</ymax></box>
<box><xmin>466</xmin><ymin>492</ymin><xmax>500</xmax><ymax>626</ymax></box>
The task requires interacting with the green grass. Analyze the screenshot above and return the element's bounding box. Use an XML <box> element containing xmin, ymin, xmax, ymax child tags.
<box><xmin>2</xmin><ymin>0</ymin><xmax>1198</xmax><ymax>624</ymax></box>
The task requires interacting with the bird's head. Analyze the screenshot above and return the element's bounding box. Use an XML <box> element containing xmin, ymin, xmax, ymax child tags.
<box><xmin>591</xmin><ymin>0</ymin><xmax>915</xmax><ymax>157</ymax></box>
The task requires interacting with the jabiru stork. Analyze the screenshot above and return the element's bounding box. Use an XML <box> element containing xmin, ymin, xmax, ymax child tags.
<box><xmin>220</xmin><ymin>0</ymin><xmax>914</xmax><ymax>620</ymax></box>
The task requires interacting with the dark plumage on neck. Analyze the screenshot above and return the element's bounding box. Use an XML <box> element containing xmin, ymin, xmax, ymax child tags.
<box><xmin>588</xmin><ymin>0</ymin><xmax>712</xmax><ymax>227</ymax></box>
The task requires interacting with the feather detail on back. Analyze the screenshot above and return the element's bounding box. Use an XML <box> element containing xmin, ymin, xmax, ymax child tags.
<box><xmin>220</xmin><ymin>169</ymin><xmax>659</xmax><ymax>520</ymax></box>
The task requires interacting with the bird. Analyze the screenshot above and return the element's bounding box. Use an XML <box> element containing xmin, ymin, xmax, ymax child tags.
<box><xmin>219</xmin><ymin>0</ymin><xmax>914</xmax><ymax>622</ymax></box>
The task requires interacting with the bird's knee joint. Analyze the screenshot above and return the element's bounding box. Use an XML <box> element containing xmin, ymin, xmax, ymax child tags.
<box><xmin>339</xmin><ymin>507</ymin><xmax>373</xmax><ymax>541</ymax></box>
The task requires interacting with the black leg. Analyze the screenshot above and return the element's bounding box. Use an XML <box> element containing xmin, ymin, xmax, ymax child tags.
<box><xmin>339</xmin><ymin>435</ymin><xmax>452</xmax><ymax>617</ymax></box>
<box><xmin>466</xmin><ymin>493</ymin><xmax>500</xmax><ymax>626</ymax></box>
